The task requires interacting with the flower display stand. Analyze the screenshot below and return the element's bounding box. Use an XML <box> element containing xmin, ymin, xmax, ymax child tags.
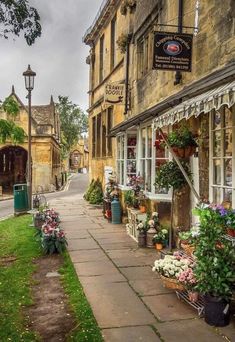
<box><xmin>127</xmin><ymin>207</ymin><xmax>147</xmax><ymax>242</ymax></box>
<box><xmin>176</xmin><ymin>291</ymin><xmax>205</xmax><ymax>317</ymax></box>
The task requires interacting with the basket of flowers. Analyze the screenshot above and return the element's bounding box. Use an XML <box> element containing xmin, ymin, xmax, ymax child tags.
<box><xmin>152</xmin><ymin>253</ymin><xmax>192</xmax><ymax>291</ymax></box>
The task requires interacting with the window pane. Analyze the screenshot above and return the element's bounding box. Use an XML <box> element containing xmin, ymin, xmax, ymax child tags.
<box><xmin>127</xmin><ymin>160</ymin><xmax>136</xmax><ymax>174</ymax></box>
<box><xmin>121</xmin><ymin>136</ymin><xmax>125</xmax><ymax>159</ymax></box>
<box><xmin>213</xmin><ymin>159</ymin><xmax>221</xmax><ymax>185</ymax></box>
<box><xmin>224</xmin><ymin>158</ymin><xmax>232</xmax><ymax>187</ymax></box>
<box><xmin>141</xmin><ymin>128</ymin><xmax>146</xmax><ymax>158</ymax></box>
<box><xmin>127</xmin><ymin>147</ymin><xmax>136</xmax><ymax>159</ymax></box>
<box><xmin>155</xmin><ymin>159</ymin><xmax>168</xmax><ymax>194</ymax></box>
<box><xmin>224</xmin><ymin>129</ymin><xmax>232</xmax><ymax>156</ymax></box>
<box><xmin>147</xmin><ymin>126</ymin><xmax>152</xmax><ymax>158</ymax></box>
<box><xmin>213</xmin><ymin>131</ymin><xmax>221</xmax><ymax>157</ymax></box>
<box><xmin>213</xmin><ymin>110</ymin><xmax>222</xmax><ymax>129</ymax></box>
<box><xmin>146</xmin><ymin>159</ymin><xmax>151</xmax><ymax>192</ymax></box>
<box><xmin>224</xmin><ymin>107</ymin><xmax>232</xmax><ymax>127</ymax></box>
<box><xmin>224</xmin><ymin>188</ymin><xmax>232</xmax><ymax>203</ymax></box>
<box><xmin>213</xmin><ymin>187</ymin><xmax>221</xmax><ymax>204</ymax></box>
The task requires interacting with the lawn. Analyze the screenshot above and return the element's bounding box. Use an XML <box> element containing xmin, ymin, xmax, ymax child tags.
<box><xmin>0</xmin><ymin>215</ymin><xmax>103</xmax><ymax>342</ymax></box>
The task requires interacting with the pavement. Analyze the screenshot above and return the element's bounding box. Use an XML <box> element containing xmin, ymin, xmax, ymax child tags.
<box><xmin>47</xmin><ymin>174</ymin><xmax>235</xmax><ymax>342</ymax></box>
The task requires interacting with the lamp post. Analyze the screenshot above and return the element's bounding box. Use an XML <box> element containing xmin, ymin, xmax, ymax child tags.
<box><xmin>23</xmin><ymin>65</ymin><xmax>36</xmax><ymax>210</ymax></box>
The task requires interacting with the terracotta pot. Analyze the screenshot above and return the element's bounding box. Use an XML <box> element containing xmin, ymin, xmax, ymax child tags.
<box><xmin>188</xmin><ymin>291</ymin><xmax>199</xmax><ymax>303</ymax></box>
<box><xmin>227</xmin><ymin>228</ymin><xmax>235</xmax><ymax>237</ymax></box>
<box><xmin>139</xmin><ymin>205</ymin><xmax>146</xmax><ymax>213</ymax></box>
<box><xmin>156</xmin><ymin>243</ymin><xmax>163</xmax><ymax>250</ymax></box>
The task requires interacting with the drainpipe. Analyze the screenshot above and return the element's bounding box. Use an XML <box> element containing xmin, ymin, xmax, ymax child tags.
<box><xmin>124</xmin><ymin>34</ymin><xmax>132</xmax><ymax>114</ymax></box>
<box><xmin>174</xmin><ymin>0</ymin><xmax>183</xmax><ymax>85</ymax></box>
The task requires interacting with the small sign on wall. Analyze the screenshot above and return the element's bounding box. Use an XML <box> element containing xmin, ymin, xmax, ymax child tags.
<box><xmin>104</xmin><ymin>83</ymin><xmax>125</xmax><ymax>105</ymax></box>
<box><xmin>153</xmin><ymin>32</ymin><xmax>193</xmax><ymax>72</ymax></box>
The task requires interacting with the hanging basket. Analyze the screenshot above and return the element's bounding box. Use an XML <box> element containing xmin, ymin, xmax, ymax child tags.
<box><xmin>172</xmin><ymin>146</ymin><xmax>196</xmax><ymax>159</ymax></box>
<box><xmin>160</xmin><ymin>275</ymin><xmax>185</xmax><ymax>291</ymax></box>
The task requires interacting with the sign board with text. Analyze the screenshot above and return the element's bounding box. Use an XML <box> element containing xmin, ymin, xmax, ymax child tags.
<box><xmin>104</xmin><ymin>83</ymin><xmax>125</xmax><ymax>105</ymax></box>
<box><xmin>153</xmin><ymin>32</ymin><xmax>193</xmax><ymax>72</ymax></box>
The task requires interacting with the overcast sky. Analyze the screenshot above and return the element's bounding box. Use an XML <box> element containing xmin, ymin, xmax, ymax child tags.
<box><xmin>0</xmin><ymin>0</ymin><xmax>102</xmax><ymax>111</ymax></box>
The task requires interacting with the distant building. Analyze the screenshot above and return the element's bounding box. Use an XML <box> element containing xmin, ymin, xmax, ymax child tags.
<box><xmin>0</xmin><ymin>87</ymin><xmax>61</xmax><ymax>194</ymax></box>
<box><xmin>69</xmin><ymin>139</ymin><xmax>89</xmax><ymax>172</ymax></box>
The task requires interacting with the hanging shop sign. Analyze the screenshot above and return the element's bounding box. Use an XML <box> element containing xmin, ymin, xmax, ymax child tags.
<box><xmin>153</xmin><ymin>32</ymin><xmax>193</xmax><ymax>72</ymax></box>
<box><xmin>104</xmin><ymin>83</ymin><xmax>125</xmax><ymax>105</ymax></box>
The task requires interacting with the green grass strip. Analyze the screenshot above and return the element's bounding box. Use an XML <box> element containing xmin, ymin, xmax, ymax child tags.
<box><xmin>60</xmin><ymin>252</ymin><xmax>104</xmax><ymax>342</ymax></box>
<box><xmin>0</xmin><ymin>215</ymin><xmax>41</xmax><ymax>342</ymax></box>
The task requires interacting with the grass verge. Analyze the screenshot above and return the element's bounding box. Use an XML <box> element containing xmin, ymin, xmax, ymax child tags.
<box><xmin>60</xmin><ymin>252</ymin><xmax>104</xmax><ymax>342</ymax></box>
<box><xmin>0</xmin><ymin>215</ymin><xmax>41</xmax><ymax>341</ymax></box>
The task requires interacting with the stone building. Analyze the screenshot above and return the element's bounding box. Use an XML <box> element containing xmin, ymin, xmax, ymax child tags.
<box><xmin>69</xmin><ymin>139</ymin><xmax>89</xmax><ymax>172</ymax></box>
<box><xmin>0</xmin><ymin>87</ymin><xmax>61</xmax><ymax>195</ymax></box>
<box><xmin>84</xmin><ymin>0</ymin><xmax>235</xmax><ymax>230</ymax></box>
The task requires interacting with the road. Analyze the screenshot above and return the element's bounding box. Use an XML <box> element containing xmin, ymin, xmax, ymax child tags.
<box><xmin>0</xmin><ymin>174</ymin><xmax>89</xmax><ymax>219</ymax></box>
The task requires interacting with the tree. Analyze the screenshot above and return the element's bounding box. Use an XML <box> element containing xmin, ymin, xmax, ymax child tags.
<box><xmin>0</xmin><ymin>96</ymin><xmax>26</xmax><ymax>143</ymax></box>
<box><xmin>57</xmin><ymin>96</ymin><xmax>88</xmax><ymax>158</ymax></box>
<box><xmin>0</xmin><ymin>0</ymin><xmax>41</xmax><ymax>45</ymax></box>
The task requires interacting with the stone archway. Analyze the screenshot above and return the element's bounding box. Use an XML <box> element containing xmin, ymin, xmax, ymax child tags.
<box><xmin>0</xmin><ymin>145</ymin><xmax>27</xmax><ymax>194</ymax></box>
<box><xmin>70</xmin><ymin>150</ymin><xmax>82</xmax><ymax>170</ymax></box>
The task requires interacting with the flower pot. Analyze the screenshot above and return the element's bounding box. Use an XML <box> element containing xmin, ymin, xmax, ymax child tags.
<box><xmin>155</xmin><ymin>243</ymin><xmax>163</xmax><ymax>250</ymax></box>
<box><xmin>226</xmin><ymin>228</ymin><xmax>235</xmax><ymax>237</ymax></box>
<box><xmin>181</xmin><ymin>242</ymin><xmax>195</xmax><ymax>256</ymax></box>
<box><xmin>188</xmin><ymin>291</ymin><xmax>199</xmax><ymax>303</ymax></box>
<box><xmin>204</xmin><ymin>295</ymin><xmax>230</xmax><ymax>327</ymax></box>
<box><xmin>138</xmin><ymin>232</ymin><xmax>146</xmax><ymax>248</ymax></box>
<box><xmin>146</xmin><ymin>226</ymin><xmax>157</xmax><ymax>248</ymax></box>
<box><xmin>139</xmin><ymin>205</ymin><xmax>146</xmax><ymax>213</ymax></box>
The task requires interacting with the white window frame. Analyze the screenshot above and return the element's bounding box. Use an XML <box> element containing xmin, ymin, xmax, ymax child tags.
<box><xmin>209</xmin><ymin>105</ymin><xmax>235</xmax><ymax>206</ymax></box>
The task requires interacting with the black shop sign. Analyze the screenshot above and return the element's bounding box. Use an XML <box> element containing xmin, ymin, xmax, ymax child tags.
<box><xmin>153</xmin><ymin>32</ymin><xmax>193</xmax><ymax>72</ymax></box>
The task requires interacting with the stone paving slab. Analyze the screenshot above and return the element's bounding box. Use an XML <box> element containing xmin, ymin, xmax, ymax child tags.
<box><xmin>65</xmin><ymin>231</ymin><xmax>90</xmax><ymax>239</ymax></box>
<box><xmin>130</xmin><ymin>279</ymin><xmax>174</xmax><ymax>296</ymax></box>
<box><xmin>79</xmin><ymin>274</ymin><xmax>126</xmax><ymax>285</ymax></box>
<box><xmin>142</xmin><ymin>293</ymin><xmax>197</xmax><ymax>322</ymax></box>
<box><xmin>82</xmin><ymin>281</ymin><xmax>156</xmax><ymax>328</ymax></box>
<box><xmin>217</xmin><ymin>320</ymin><xmax>235</xmax><ymax>341</ymax></box>
<box><xmin>74</xmin><ymin>260</ymin><xmax>121</xmax><ymax>277</ymax></box>
<box><xmin>102</xmin><ymin>326</ymin><xmax>160</xmax><ymax>342</ymax></box>
<box><xmin>107</xmin><ymin>249</ymin><xmax>157</xmax><ymax>267</ymax></box>
<box><xmin>67</xmin><ymin>238</ymin><xmax>99</xmax><ymax>251</ymax></box>
<box><xmin>120</xmin><ymin>266</ymin><xmax>159</xmax><ymax>280</ymax></box>
<box><xmin>155</xmin><ymin>319</ymin><xmax>225</xmax><ymax>342</ymax></box>
<box><xmin>100</xmin><ymin>242</ymin><xmax>138</xmax><ymax>250</ymax></box>
<box><xmin>69</xmin><ymin>249</ymin><xmax>107</xmax><ymax>263</ymax></box>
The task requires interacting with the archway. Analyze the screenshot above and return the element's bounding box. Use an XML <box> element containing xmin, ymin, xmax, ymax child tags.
<box><xmin>69</xmin><ymin>150</ymin><xmax>82</xmax><ymax>171</ymax></box>
<box><xmin>0</xmin><ymin>146</ymin><xmax>27</xmax><ymax>194</ymax></box>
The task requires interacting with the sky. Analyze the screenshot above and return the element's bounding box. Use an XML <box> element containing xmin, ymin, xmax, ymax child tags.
<box><xmin>0</xmin><ymin>0</ymin><xmax>103</xmax><ymax>111</ymax></box>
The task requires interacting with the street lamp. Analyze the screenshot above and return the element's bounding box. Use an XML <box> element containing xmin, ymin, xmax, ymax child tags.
<box><xmin>23</xmin><ymin>65</ymin><xmax>36</xmax><ymax>210</ymax></box>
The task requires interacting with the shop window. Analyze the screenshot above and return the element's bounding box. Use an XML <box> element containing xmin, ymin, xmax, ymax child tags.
<box><xmin>137</xmin><ymin>35</ymin><xmax>150</xmax><ymax>79</ymax></box>
<box><xmin>126</xmin><ymin>132</ymin><xmax>137</xmax><ymax>184</ymax></box>
<box><xmin>117</xmin><ymin>135</ymin><xmax>125</xmax><ymax>185</ymax></box>
<box><xmin>155</xmin><ymin>128</ymin><xmax>170</xmax><ymax>194</ymax></box>
<box><xmin>210</xmin><ymin>106</ymin><xmax>234</xmax><ymax>206</ymax></box>
<box><xmin>140</xmin><ymin>126</ymin><xmax>152</xmax><ymax>192</ymax></box>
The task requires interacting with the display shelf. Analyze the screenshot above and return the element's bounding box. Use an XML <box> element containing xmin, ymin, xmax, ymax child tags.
<box><xmin>126</xmin><ymin>207</ymin><xmax>147</xmax><ymax>242</ymax></box>
<box><xmin>176</xmin><ymin>291</ymin><xmax>205</xmax><ymax>317</ymax></box>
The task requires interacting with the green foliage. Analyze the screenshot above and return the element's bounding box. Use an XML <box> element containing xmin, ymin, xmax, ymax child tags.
<box><xmin>193</xmin><ymin>205</ymin><xmax>235</xmax><ymax>299</ymax></box>
<box><xmin>124</xmin><ymin>189</ymin><xmax>134</xmax><ymax>206</ymax></box>
<box><xmin>57</xmin><ymin>96</ymin><xmax>88</xmax><ymax>158</ymax></box>
<box><xmin>60</xmin><ymin>252</ymin><xmax>104</xmax><ymax>341</ymax></box>
<box><xmin>167</xmin><ymin>126</ymin><xmax>197</xmax><ymax>148</ymax></box>
<box><xmin>0</xmin><ymin>215</ymin><xmax>41</xmax><ymax>341</ymax></box>
<box><xmin>155</xmin><ymin>160</ymin><xmax>192</xmax><ymax>191</ymax></box>
<box><xmin>3</xmin><ymin>96</ymin><xmax>20</xmax><ymax>117</ymax></box>
<box><xmin>152</xmin><ymin>228</ymin><xmax>168</xmax><ymax>244</ymax></box>
<box><xmin>0</xmin><ymin>97</ymin><xmax>26</xmax><ymax>144</ymax></box>
<box><xmin>0</xmin><ymin>0</ymin><xmax>41</xmax><ymax>45</ymax></box>
<box><xmin>84</xmin><ymin>179</ymin><xmax>103</xmax><ymax>205</ymax></box>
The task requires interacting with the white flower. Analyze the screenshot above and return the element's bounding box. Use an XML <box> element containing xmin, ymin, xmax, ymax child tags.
<box><xmin>137</xmin><ymin>222</ymin><xmax>144</xmax><ymax>229</ymax></box>
<box><xmin>152</xmin><ymin>212</ymin><xmax>159</xmax><ymax>217</ymax></box>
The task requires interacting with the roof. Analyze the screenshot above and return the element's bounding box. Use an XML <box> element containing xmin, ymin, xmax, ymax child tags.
<box><xmin>83</xmin><ymin>0</ymin><xmax>119</xmax><ymax>45</ymax></box>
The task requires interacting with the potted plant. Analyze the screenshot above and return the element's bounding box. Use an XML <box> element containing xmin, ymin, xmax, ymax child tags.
<box><xmin>152</xmin><ymin>228</ymin><xmax>168</xmax><ymax>250</ymax></box>
<box><xmin>193</xmin><ymin>203</ymin><xmax>235</xmax><ymax>326</ymax></box>
<box><xmin>138</xmin><ymin>190</ymin><xmax>146</xmax><ymax>213</ymax></box>
<box><xmin>137</xmin><ymin>221</ymin><xmax>146</xmax><ymax>247</ymax></box>
<box><xmin>146</xmin><ymin>212</ymin><xmax>160</xmax><ymax>248</ymax></box>
<box><xmin>225</xmin><ymin>208</ymin><xmax>235</xmax><ymax>237</ymax></box>
<box><xmin>155</xmin><ymin>160</ymin><xmax>192</xmax><ymax>192</ymax></box>
<box><xmin>166</xmin><ymin>127</ymin><xmax>197</xmax><ymax>158</ymax></box>
<box><xmin>178</xmin><ymin>225</ymin><xmax>200</xmax><ymax>256</ymax></box>
<box><xmin>177</xmin><ymin>263</ymin><xmax>198</xmax><ymax>302</ymax></box>
<box><xmin>152</xmin><ymin>253</ymin><xmax>191</xmax><ymax>291</ymax></box>
<box><xmin>124</xmin><ymin>189</ymin><xmax>134</xmax><ymax>207</ymax></box>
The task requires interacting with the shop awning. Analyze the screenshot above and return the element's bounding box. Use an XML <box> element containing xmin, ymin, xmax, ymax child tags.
<box><xmin>153</xmin><ymin>80</ymin><xmax>235</xmax><ymax>129</ymax></box>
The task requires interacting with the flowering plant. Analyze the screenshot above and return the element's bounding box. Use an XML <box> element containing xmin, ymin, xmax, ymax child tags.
<box><xmin>178</xmin><ymin>225</ymin><xmax>200</xmax><ymax>244</ymax></box>
<box><xmin>178</xmin><ymin>267</ymin><xmax>197</xmax><ymax>290</ymax></box>
<box><xmin>137</xmin><ymin>222</ymin><xmax>147</xmax><ymax>233</ymax></box>
<box><xmin>152</xmin><ymin>228</ymin><xmax>168</xmax><ymax>244</ymax></box>
<box><xmin>152</xmin><ymin>253</ymin><xmax>191</xmax><ymax>279</ymax></box>
<box><xmin>35</xmin><ymin>207</ymin><xmax>67</xmax><ymax>254</ymax></box>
